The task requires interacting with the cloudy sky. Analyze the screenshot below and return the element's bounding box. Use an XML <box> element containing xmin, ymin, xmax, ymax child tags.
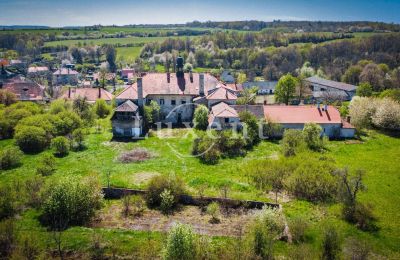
<box><xmin>0</xmin><ymin>0</ymin><xmax>399</xmax><ymax>26</ymax></box>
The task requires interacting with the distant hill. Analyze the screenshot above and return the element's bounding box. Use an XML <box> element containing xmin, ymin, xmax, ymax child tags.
<box><xmin>0</xmin><ymin>25</ymin><xmax>51</xmax><ymax>30</ymax></box>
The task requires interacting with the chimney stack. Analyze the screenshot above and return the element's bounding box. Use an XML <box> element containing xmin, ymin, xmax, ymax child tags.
<box><xmin>167</xmin><ymin>72</ymin><xmax>170</xmax><ymax>83</ymax></box>
<box><xmin>189</xmin><ymin>71</ymin><xmax>193</xmax><ymax>83</ymax></box>
<box><xmin>98</xmin><ymin>87</ymin><xmax>101</xmax><ymax>98</ymax></box>
<box><xmin>199</xmin><ymin>73</ymin><xmax>205</xmax><ymax>96</ymax></box>
<box><xmin>137</xmin><ymin>77</ymin><xmax>144</xmax><ymax>108</ymax></box>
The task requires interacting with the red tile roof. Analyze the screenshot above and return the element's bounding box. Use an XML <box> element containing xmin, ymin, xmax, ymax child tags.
<box><xmin>211</xmin><ymin>102</ymin><xmax>239</xmax><ymax>118</ymax></box>
<box><xmin>0</xmin><ymin>59</ymin><xmax>9</xmax><ymax>66</ymax></box>
<box><xmin>341</xmin><ymin>119</ymin><xmax>355</xmax><ymax>129</ymax></box>
<box><xmin>263</xmin><ymin>105</ymin><xmax>342</xmax><ymax>124</ymax></box>
<box><xmin>116</xmin><ymin>85</ymin><xmax>138</xmax><ymax>100</ymax></box>
<box><xmin>115</xmin><ymin>100</ymin><xmax>138</xmax><ymax>112</ymax></box>
<box><xmin>61</xmin><ymin>87</ymin><xmax>113</xmax><ymax>102</ymax></box>
<box><xmin>2</xmin><ymin>76</ymin><xmax>45</xmax><ymax>101</ymax></box>
<box><xmin>125</xmin><ymin>73</ymin><xmax>220</xmax><ymax>97</ymax></box>
<box><xmin>206</xmin><ymin>84</ymin><xmax>237</xmax><ymax>100</ymax></box>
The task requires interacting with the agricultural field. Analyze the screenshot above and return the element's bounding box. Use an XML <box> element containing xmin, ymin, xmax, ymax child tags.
<box><xmin>1</xmin><ymin>124</ymin><xmax>400</xmax><ymax>258</ymax></box>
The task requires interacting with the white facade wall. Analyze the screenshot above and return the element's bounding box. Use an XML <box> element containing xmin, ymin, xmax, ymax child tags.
<box><xmin>207</xmin><ymin>99</ymin><xmax>236</xmax><ymax>108</ymax></box>
<box><xmin>278</xmin><ymin>123</ymin><xmax>342</xmax><ymax>138</ymax></box>
<box><xmin>146</xmin><ymin>94</ymin><xmax>195</xmax><ymax>124</ymax></box>
<box><xmin>340</xmin><ymin>128</ymin><xmax>356</xmax><ymax>138</ymax></box>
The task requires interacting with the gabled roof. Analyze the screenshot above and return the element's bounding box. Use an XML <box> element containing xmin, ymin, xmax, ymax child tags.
<box><xmin>205</xmin><ymin>84</ymin><xmax>237</xmax><ymax>100</ymax></box>
<box><xmin>115</xmin><ymin>100</ymin><xmax>138</xmax><ymax>112</ymax></box>
<box><xmin>231</xmin><ymin>105</ymin><xmax>265</xmax><ymax>118</ymax></box>
<box><xmin>61</xmin><ymin>87</ymin><xmax>113</xmax><ymax>102</ymax></box>
<box><xmin>242</xmin><ymin>81</ymin><xmax>277</xmax><ymax>90</ymax></box>
<box><xmin>53</xmin><ymin>68</ymin><xmax>79</xmax><ymax>75</ymax></box>
<box><xmin>305</xmin><ymin>76</ymin><xmax>356</xmax><ymax>92</ymax></box>
<box><xmin>2</xmin><ymin>76</ymin><xmax>45</xmax><ymax>101</ymax></box>
<box><xmin>211</xmin><ymin>102</ymin><xmax>239</xmax><ymax>118</ymax></box>
<box><xmin>263</xmin><ymin>105</ymin><xmax>342</xmax><ymax>124</ymax></box>
<box><xmin>116</xmin><ymin>85</ymin><xmax>138</xmax><ymax>100</ymax></box>
<box><xmin>128</xmin><ymin>73</ymin><xmax>220</xmax><ymax>97</ymax></box>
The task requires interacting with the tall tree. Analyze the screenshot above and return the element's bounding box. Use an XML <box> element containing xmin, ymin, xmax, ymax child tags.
<box><xmin>275</xmin><ymin>74</ymin><xmax>297</xmax><ymax>105</ymax></box>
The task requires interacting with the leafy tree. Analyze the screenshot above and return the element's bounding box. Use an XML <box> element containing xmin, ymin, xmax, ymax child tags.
<box><xmin>348</xmin><ymin>97</ymin><xmax>377</xmax><ymax>129</ymax></box>
<box><xmin>15</xmin><ymin>125</ymin><xmax>48</xmax><ymax>154</ymax></box>
<box><xmin>160</xmin><ymin>189</ymin><xmax>175</xmax><ymax>215</ymax></box>
<box><xmin>103</xmin><ymin>45</ymin><xmax>117</xmax><ymax>72</ymax></box>
<box><xmin>206</xmin><ymin>202</ymin><xmax>220</xmax><ymax>223</ymax></box>
<box><xmin>94</xmin><ymin>99</ymin><xmax>110</xmax><ymax>119</ymax></box>
<box><xmin>379</xmin><ymin>89</ymin><xmax>400</xmax><ymax>102</ymax></box>
<box><xmin>163</xmin><ymin>223</ymin><xmax>196</xmax><ymax>260</ymax></box>
<box><xmin>0</xmin><ymin>147</ymin><xmax>22</xmax><ymax>170</ymax></box>
<box><xmin>236</xmin><ymin>72</ymin><xmax>247</xmax><ymax>84</ymax></box>
<box><xmin>303</xmin><ymin>123</ymin><xmax>324</xmax><ymax>151</ymax></box>
<box><xmin>146</xmin><ymin>175</ymin><xmax>185</xmax><ymax>208</ymax></box>
<box><xmin>236</xmin><ymin>86</ymin><xmax>258</xmax><ymax>105</ymax></box>
<box><xmin>239</xmin><ymin>111</ymin><xmax>260</xmax><ymax>147</ymax></box>
<box><xmin>0</xmin><ymin>90</ymin><xmax>17</xmax><ymax>106</ymax></box>
<box><xmin>192</xmin><ymin>133</ymin><xmax>221</xmax><ymax>164</ymax></box>
<box><xmin>144</xmin><ymin>100</ymin><xmax>161</xmax><ymax>126</ymax></box>
<box><xmin>281</xmin><ymin>129</ymin><xmax>304</xmax><ymax>157</ymax></box>
<box><xmin>356</xmin><ymin>82</ymin><xmax>373</xmax><ymax>97</ymax></box>
<box><xmin>41</xmin><ymin>176</ymin><xmax>103</xmax><ymax>229</ymax></box>
<box><xmin>193</xmin><ymin>105</ymin><xmax>209</xmax><ymax>130</ymax></box>
<box><xmin>51</xmin><ymin>136</ymin><xmax>70</xmax><ymax>157</ymax></box>
<box><xmin>36</xmin><ymin>154</ymin><xmax>56</xmax><ymax>176</ymax></box>
<box><xmin>275</xmin><ymin>74</ymin><xmax>297</xmax><ymax>105</ymax></box>
<box><xmin>360</xmin><ymin>63</ymin><xmax>384</xmax><ymax>91</ymax></box>
<box><xmin>54</xmin><ymin>111</ymin><xmax>83</xmax><ymax>135</ymax></box>
<box><xmin>72</xmin><ymin>128</ymin><xmax>86</xmax><ymax>150</ymax></box>
<box><xmin>0</xmin><ymin>186</ymin><xmax>17</xmax><ymax>221</ymax></box>
<box><xmin>371</xmin><ymin>98</ymin><xmax>400</xmax><ymax>130</ymax></box>
<box><xmin>342</xmin><ymin>65</ymin><xmax>362</xmax><ymax>85</ymax></box>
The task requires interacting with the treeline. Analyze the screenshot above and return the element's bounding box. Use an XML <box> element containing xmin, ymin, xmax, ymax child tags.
<box><xmin>186</xmin><ymin>20</ymin><xmax>400</xmax><ymax>32</ymax></box>
<box><xmin>140</xmin><ymin>33</ymin><xmax>400</xmax><ymax>83</ymax></box>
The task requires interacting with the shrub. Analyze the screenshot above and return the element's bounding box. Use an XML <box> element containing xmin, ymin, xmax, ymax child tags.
<box><xmin>250</xmin><ymin>220</ymin><xmax>275</xmax><ymax>260</ymax></box>
<box><xmin>49</xmin><ymin>99</ymin><xmax>71</xmax><ymax>114</ymax></box>
<box><xmin>379</xmin><ymin>88</ymin><xmax>400</xmax><ymax>102</ymax></box>
<box><xmin>349</xmin><ymin>97</ymin><xmax>376</xmax><ymax>129</ymax></box>
<box><xmin>0</xmin><ymin>147</ymin><xmax>22</xmax><ymax>170</ymax></box>
<box><xmin>0</xmin><ymin>219</ymin><xmax>15</xmax><ymax>259</ymax></box>
<box><xmin>71</xmin><ymin>128</ymin><xmax>86</xmax><ymax>150</ymax></box>
<box><xmin>94</xmin><ymin>99</ymin><xmax>111</xmax><ymax>119</ymax></box>
<box><xmin>353</xmin><ymin>202</ymin><xmax>378</xmax><ymax>232</ymax></box>
<box><xmin>217</xmin><ymin>130</ymin><xmax>246</xmax><ymax>157</ymax></box>
<box><xmin>131</xmin><ymin>195</ymin><xmax>145</xmax><ymax>217</ymax></box>
<box><xmin>12</xmin><ymin>233</ymin><xmax>40</xmax><ymax>260</ymax></box>
<box><xmin>356</xmin><ymin>82</ymin><xmax>373</xmax><ymax>97</ymax></box>
<box><xmin>15</xmin><ymin>125</ymin><xmax>48</xmax><ymax>154</ymax></box>
<box><xmin>239</xmin><ymin>111</ymin><xmax>260</xmax><ymax>147</ymax></box>
<box><xmin>144</xmin><ymin>100</ymin><xmax>160</xmax><ymax>126</ymax></box>
<box><xmin>0</xmin><ymin>186</ymin><xmax>16</xmax><ymax>221</ymax></box>
<box><xmin>54</xmin><ymin>111</ymin><xmax>82</xmax><ymax>136</ymax></box>
<box><xmin>321</xmin><ymin>225</ymin><xmax>341</xmax><ymax>260</ymax></box>
<box><xmin>41</xmin><ymin>176</ymin><xmax>103</xmax><ymax>229</ymax></box>
<box><xmin>281</xmin><ymin>129</ymin><xmax>304</xmax><ymax>156</ymax></box>
<box><xmin>160</xmin><ymin>189</ymin><xmax>175</xmax><ymax>215</ymax></box>
<box><xmin>290</xmin><ymin>217</ymin><xmax>309</xmax><ymax>244</ymax></box>
<box><xmin>0</xmin><ymin>90</ymin><xmax>16</xmax><ymax>106</ymax></box>
<box><xmin>193</xmin><ymin>105</ymin><xmax>209</xmax><ymax>130</ymax></box>
<box><xmin>285</xmin><ymin>158</ymin><xmax>337</xmax><ymax>202</ymax></box>
<box><xmin>51</xmin><ymin>136</ymin><xmax>70</xmax><ymax>157</ymax></box>
<box><xmin>206</xmin><ymin>202</ymin><xmax>220</xmax><ymax>223</ymax></box>
<box><xmin>192</xmin><ymin>133</ymin><xmax>221</xmax><ymax>165</ymax></box>
<box><xmin>36</xmin><ymin>154</ymin><xmax>56</xmax><ymax>176</ymax></box>
<box><xmin>16</xmin><ymin>114</ymin><xmax>57</xmax><ymax>138</ymax></box>
<box><xmin>117</xmin><ymin>148</ymin><xmax>155</xmax><ymax>163</ymax></box>
<box><xmin>163</xmin><ymin>223</ymin><xmax>196</xmax><ymax>260</ymax></box>
<box><xmin>254</xmin><ymin>206</ymin><xmax>286</xmax><ymax>236</ymax></box>
<box><xmin>146</xmin><ymin>175</ymin><xmax>185</xmax><ymax>208</ymax></box>
<box><xmin>303</xmin><ymin>123</ymin><xmax>324</xmax><ymax>151</ymax></box>
<box><xmin>343</xmin><ymin>238</ymin><xmax>370</xmax><ymax>260</ymax></box>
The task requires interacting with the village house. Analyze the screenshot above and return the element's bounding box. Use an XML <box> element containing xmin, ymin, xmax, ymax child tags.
<box><xmin>193</xmin><ymin>83</ymin><xmax>238</xmax><ymax>108</ymax></box>
<box><xmin>208</xmin><ymin>102</ymin><xmax>241</xmax><ymax>129</ymax></box>
<box><xmin>120</xmin><ymin>68</ymin><xmax>135</xmax><ymax>83</ymax></box>
<box><xmin>61</xmin><ymin>87</ymin><xmax>113</xmax><ymax>104</ymax></box>
<box><xmin>242</xmin><ymin>81</ymin><xmax>278</xmax><ymax>95</ymax></box>
<box><xmin>53</xmin><ymin>68</ymin><xmax>79</xmax><ymax>85</ymax></box>
<box><xmin>111</xmin><ymin>100</ymin><xmax>143</xmax><ymax>138</ymax></box>
<box><xmin>304</xmin><ymin>76</ymin><xmax>357</xmax><ymax>101</ymax></box>
<box><xmin>27</xmin><ymin>66</ymin><xmax>49</xmax><ymax>77</ymax></box>
<box><xmin>0</xmin><ymin>75</ymin><xmax>46</xmax><ymax>102</ymax></box>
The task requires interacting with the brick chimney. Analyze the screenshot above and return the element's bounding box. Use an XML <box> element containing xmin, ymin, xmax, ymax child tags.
<box><xmin>137</xmin><ymin>77</ymin><xmax>144</xmax><ymax>108</ymax></box>
<box><xmin>167</xmin><ymin>72</ymin><xmax>170</xmax><ymax>83</ymax></box>
<box><xmin>98</xmin><ymin>87</ymin><xmax>101</xmax><ymax>98</ymax></box>
<box><xmin>189</xmin><ymin>71</ymin><xmax>193</xmax><ymax>83</ymax></box>
<box><xmin>199</xmin><ymin>73</ymin><xmax>205</xmax><ymax>96</ymax></box>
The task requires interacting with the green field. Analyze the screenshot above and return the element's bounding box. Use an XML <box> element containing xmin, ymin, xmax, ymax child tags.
<box><xmin>116</xmin><ymin>46</ymin><xmax>143</xmax><ymax>62</ymax></box>
<box><xmin>1</xmin><ymin>125</ymin><xmax>400</xmax><ymax>257</ymax></box>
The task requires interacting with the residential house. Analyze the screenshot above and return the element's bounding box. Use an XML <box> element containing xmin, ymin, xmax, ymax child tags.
<box><xmin>111</xmin><ymin>100</ymin><xmax>143</xmax><ymax>138</ymax></box>
<box><xmin>208</xmin><ymin>102</ymin><xmax>240</xmax><ymax>129</ymax></box>
<box><xmin>242</xmin><ymin>81</ymin><xmax>277</xmax><ymax>95</ymax></box>
<box><xmin>120</xmin><ymin>68</ymin><xmax>135</xmax><ymax>83</ymax></box>
<box><xmin>304</xmin><ymin>76</ymin><xmax>357</xmax><ymax>101</ymax></box>
<box><xmin>1</xmin><ymin>75</ymin><xmax>46</xmax><ymax>102</ymax></box>
<box><xmin>27</xmin><ymin>66</ymin><xmax>49</xmax><ymax>76</ymax></box>
<box><xmin>193</xmin><ymin>83</ymin><xmax>238</xmax><ymax>108</ymax></box>
<box><xmin>93</xmin><ymin>72</ymin><xmax>116</xmax><ymax>86</ymax></box>
<box><xmin>61</xmin><ymin>87</ymin><xmax>113</xmax><ymax>104</ymax></box>
<box><xmin>53</xmin><ymin>68</ymin><xmax>79</xmax><ymax>85</ymax></box>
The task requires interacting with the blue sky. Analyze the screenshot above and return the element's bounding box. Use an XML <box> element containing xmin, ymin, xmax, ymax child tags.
<box><xmin>0</xmin><ymin>0</ymin><xmax>399</xmax><ymax>26</ymax></box>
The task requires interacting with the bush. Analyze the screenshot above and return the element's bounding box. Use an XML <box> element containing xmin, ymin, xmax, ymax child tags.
<box><xmin>356</xmin><ymin>82</ymin><xmax>373</xmax><ymax>97</ymax></box>
<box><xmin>71</xmin><ymin>128</ymin><xmax>86</xmax><ymax>150</ymax></box>
<box><xmin>343</xmin><ymin>238</ymin><xmax>370</xmax><ymax>260</ymax></box>
<box><xmin>206</xmin><ymin>202</ymin><xmax>220</xmax><ymax>223</ymax></box>
<box><xmin>54</xmin><ymin>111</ymin><xmax>82</xmax><ymax>136</ymax></box>
<box><xmin>117</xmin><ymin>148</ymin><xmax>155</xmax><ymax>163</ymax></box>
<box><xmin>193</xmin><ymin>105</ymin><xmax>209</xmax><ymax>130</ymax></box>
<box><xmin>15</xmin><ymin>125</ymin><xmax>48</xmax><ymax>154</ymax></box>
<box><xmin>0</xmin><ymin>147</ymin><xmax>22</xmax><ymax>170</ymax></box>
<box><xmin>192</xmin><ymin>133</ymin><xmax>221</xmax><ymax>165</ymax></box>
<box><xmin>379</xmin><ymin>89</ymin><xmax>400</xmax><ymax>102</ymax></box>
<box><xmin>0</xmin><ymin>219</ymin><xmax>15</xmax><ymax>259</ymax></box>
<box><xmin>16</xmin><ymin>114</ymin><xmax>57</xmax><ymax>138</ymax></box>
<box><xmin>144</xmin><ymin>100</ymin><xmax>160</xmax><ymax>126</ymax></box>
<box><xmin>217</xmin><ymin>130</ymin><xmax>246</xmax><ymax>157</ymax></box>
<box><xmin>321</xmin><ymin>225</ymin><xmax>341</xmax><ymax>260</ymax></box>
<box><xmin>94</xmin><ymin>99</ymin><xmax>111</xmax><ymax>119</ymax></box>
<box><xmin>285</xmin><ymin>158</ymin><xmax>337</xmax><ymax>202</ymax></box>
<box><xmin>303</xmin><ymin>123</ymin><xmax>324</xmax><ymax>151</ymax></box>
<box><xmin>41</xmin><ymin>176</ymin><xmax>103</xmax><ymax>229</ymax></box>
<box><xmin>36</xmin><ymin>154</ymin><xmax>56</xmax><ymax>176</ymax></box>
<box><xmin>146</xmin><ymin>175</ymin><xmax>185</xmax><ymax>208</ymax></box>
<box><xmin>163</xmin><ymin>223</ymin><xmax>196</xmax><ymax>260</ymax></box>
<box><xmin>371</xmin><ymin>98</ymin><xmax>400</xmax><ymax>130</ymax></box>
<box><xmin>290</xmin><ymin>217</ymin><xmax>309</xmax><ymax>244</ymax></box>
<box><xmin>160</xmin><ymin>189</ymin><xmax>175</xmax><ymax>215</ymax></box>
<box><xmin>281</xmin><ymin>129</ymin><xmax>304</xmax><ymax>156</ymax></box>
<box><xmin>254</xmin><ymin>206</ymin><xmax>286</xmax><ymax>236</ymax></box>
<box><xmin>0</xmin><ymin>90</ymin><xmax>16</xmax><ymax>106</ymax></box>
<box><xmin>239</xmin><ymin>111</ymin><xmax>260</xmax><ymax>147</ymax></box>
<box><xmin>0</xmin><ymin>186</ymin><xmax>16</xmax><ymax>221</ymax></box>
<box><xmin>51</xmin><ymin>136</ymin><xmax>70</xmax><ymax>157</ymax></box>
<box><xmin>353</xmin><ymin>202</ymin><xmax>378</xmax><ymax>232</ymax></box>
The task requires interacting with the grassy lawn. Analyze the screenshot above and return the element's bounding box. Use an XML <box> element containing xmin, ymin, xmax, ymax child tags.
<box><xmin>116</xmin><ymin>46</ymin><xmax>142</xmax><ymax>62</ymax></box>
<box><xmin>1</xmin><ymin>128</ymin><xmax>400</xmax><ymax>257</ymax></box>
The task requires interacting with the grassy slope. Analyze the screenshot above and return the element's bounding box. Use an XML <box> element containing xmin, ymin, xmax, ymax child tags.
<box><xmin>1</xmin><ymin>129</ymin><xmax>399</xmax><ymax>257</ymax></box>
